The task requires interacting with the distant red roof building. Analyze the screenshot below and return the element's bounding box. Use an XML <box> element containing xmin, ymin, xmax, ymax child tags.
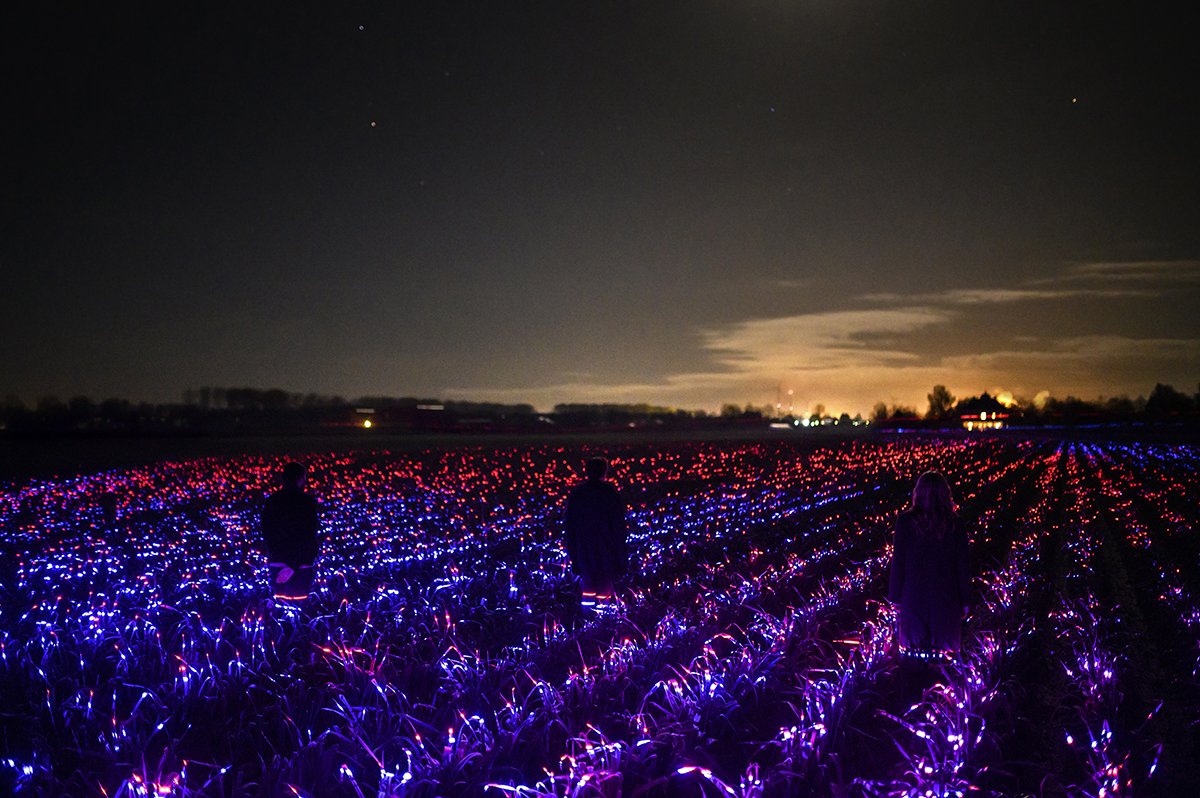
<box><xmin>956</xmin><ymin>393</ymin><xmax>1010</xmax><ymax>430</ymax></box>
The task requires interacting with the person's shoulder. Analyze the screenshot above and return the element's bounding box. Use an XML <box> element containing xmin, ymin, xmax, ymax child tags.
<box><xmin>587</xmin><ymin>481</ymin><xmax>622</xmax><ymax>502</ymax></box>
<box><xmin>295</xmin><ymin>489</ymin><xmax>319</xmax><ymax>513</ymax></box>
<box><xmin>894</xmin><ymin>510</ymin><xmax>921</xmax><ymax>537</ymax></box>
<box><xmin>266</xmin><ymin>488</ymin><xmax>318</xmax><ymax>506</ymax></box>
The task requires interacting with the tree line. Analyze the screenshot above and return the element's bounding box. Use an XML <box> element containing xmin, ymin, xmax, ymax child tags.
<box><xmin>870</xmin><ymin>382</ymin><xmax>1200</xmax><ymax>428</ymax></box>
<box><xmin>0</xmin><ymin>390</ymin><xmax>713</xmax><ymax>436</ymax></box>
<box><xmin>3</xmin><ymin>381</ymin><xmax>1197</xmax><ymax>437</ymax></box>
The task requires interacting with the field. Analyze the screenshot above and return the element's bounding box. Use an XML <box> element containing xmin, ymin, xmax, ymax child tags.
<box><xmin>1</xmin><ymin>437</ymin><xmax>1198</xmax><ymax>797</ymax></box>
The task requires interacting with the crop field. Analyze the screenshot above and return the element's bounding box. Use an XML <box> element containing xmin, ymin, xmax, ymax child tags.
<box><xmin>1</xmin><ymin>438</ymin><xmax>1199</xmax><ymax>797</ymax></box>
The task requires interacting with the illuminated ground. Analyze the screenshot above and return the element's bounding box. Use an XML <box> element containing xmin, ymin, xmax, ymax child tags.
<box><xmin>1</xmin><ymin>439</ymin><xmax>1198</xmax><ymax>796</ymax></box>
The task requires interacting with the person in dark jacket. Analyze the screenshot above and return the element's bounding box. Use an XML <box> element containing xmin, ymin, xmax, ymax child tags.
<box><xmin>565</xmin><ymin>458</ymin><xmax>628</xmax><ymax>607</ymax></box>
<box><xmin>261</xmin><ymin>461</ymin><xmax>320</xmax><ymax>601</ymax></box>
<box><xmin>888</xmin><ymin>470</ymin><xmax>971</xmax><ymax>660</ymax></box>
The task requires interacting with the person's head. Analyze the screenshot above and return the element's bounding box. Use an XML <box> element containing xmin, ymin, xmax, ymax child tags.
<box><xmin>584</xmin><ymin>457</ymin><xmax>609</xmax><ymax>481</ymax></box>
<box><xmin>281</xmin><ymin>461</ymin><xmax>306</xmax><ymax>489</ymax></box>
<box><xmin>910</xmin><ymin>470</ymin><xmax>956</xmax><ymax>538</ymax></box>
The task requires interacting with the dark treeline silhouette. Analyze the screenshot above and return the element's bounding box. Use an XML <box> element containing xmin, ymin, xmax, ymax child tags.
<box><xmin>553</xmin><ymin>403</ymin><xmax>712</xmax><ymax>428</ymax></box>
<box><xmin>0</xmin><ymin>390</ymin><xmax>712</xmax><ymax>437</ymax></box>
<box><xmin>3</xmin><ymin>382</ymin><xmax>1198</xmax><ymax>438</ymax></box>
<box><xmin>871</xmin><ymin>382</ymin><xmax>1200</xmax><ymax>430</ymax></box>
<box><xmin>184</xmin><ymin>387</ymin><xmax>347</xmax><ymax>412</ymax></box>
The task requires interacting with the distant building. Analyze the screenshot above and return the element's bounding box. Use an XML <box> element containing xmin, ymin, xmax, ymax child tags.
<box><xmin>957</xmin><ymin>393</ymin><xmax>1009</xmax><ymax>431</ymax></box>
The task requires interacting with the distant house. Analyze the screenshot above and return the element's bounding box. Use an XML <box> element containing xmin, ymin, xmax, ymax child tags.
<box><xmin>956</xmin><ymin>393</ymin><xmax>1010</xmax><ymax>431</ymax></box>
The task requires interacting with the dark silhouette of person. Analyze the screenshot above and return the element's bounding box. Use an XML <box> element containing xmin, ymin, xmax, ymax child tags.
<box><xmin>564</xmin><ymin>457</ymin><xmax>628</xmax><ymax>607</ymax></box>
<box><xmin>260</xmin><ymin>461</ymin><xmax>320</xmax><ymax>601</ymax></box>
<box><xmin>97</xmin><ymin>491</ymin><xmax>133</xmax><ymax>554</ymax></box>
<box><xmin>888</xmin><ymin>471</ymin><xmax>971</xmax><ymax>699</ymax></box>
<box><xmin>889</xmin><ymin>471</ymin><xmax>971</xmax><ymax>654</ymax></box>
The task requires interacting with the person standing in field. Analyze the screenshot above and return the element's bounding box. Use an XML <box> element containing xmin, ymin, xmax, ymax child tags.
<box><xmin>260</xmin><ymin>461</ymin><xmax>320</xmax><ymax>601</ymax></box>
<box><xmin>565</xmin><ymin>457</ymin><xmax>628</xmax><ymax>608</ymax></box>
<box><xmin>888</xmin><ymin>470</ymin><xmax>971</xmax><ymax>660</ymax></box>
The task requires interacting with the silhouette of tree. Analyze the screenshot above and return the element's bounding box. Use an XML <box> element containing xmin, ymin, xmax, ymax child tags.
<box><xmin>100</xmin><ymin>398</ymin><xmax>131</xmax><ymax>416</ymax></box>
<box><xmin>1103</xmin><ymin>396</ymin><xmax>1136</xmax><ymax>422</ymax></box>
<box><xmin>871</xmin><ymin>402</ymin><xmax>889</xmax><ymax>422</ymax></box>
<box><xmin>225</xmin><ymin>388</ymin><xmax>251</xmax><ymax>411</ymax></box>
<box><xmin>68</xmin><ymin>396</ymin><xmax>95</xmax><ymax>417</ymax></box>
<box><xmin>1043</xmin><ymin>395</ymin><xmax>1093</xmax><ymax>425</ymax></box>
<box><xmin>263</xmin><ymin>389</ymin><xmax>290</xmax><ymax>411</ymax></box>
<box><xmin>1145</xmin><ymin>383</ymin><xmax>1194</xmax><ymax>420</ymax></box>
<box><xmin>926</xmin><ymin>385</ymin><xmax>956</xmax><ymax>420</ymax></box>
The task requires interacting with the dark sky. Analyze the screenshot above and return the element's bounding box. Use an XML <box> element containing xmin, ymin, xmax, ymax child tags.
<box><xmin>4</xmin><ymin>1</ymin><xmax>1198</xmax><ymax>414</ymax></box>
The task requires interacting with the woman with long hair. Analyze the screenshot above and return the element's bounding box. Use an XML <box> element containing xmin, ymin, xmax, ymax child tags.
<box><xmin>888</xmin><ymin>471</ymin><xmax>971</xmax><ymax>660</ymax></box>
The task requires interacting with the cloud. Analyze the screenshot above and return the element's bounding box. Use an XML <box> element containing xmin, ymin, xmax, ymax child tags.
<box><xmin>938</xmin><ymin>335</ymin><xmax>1200</xmax><ymax>403</ymax></box>
<box><xmin>861</xmin><ymin>287</ymin><xmax>1158</xmax><ymax>305</ymax></box>
<box><xmin>448</xmin><ymin>262</ymin><xmax>1199</xmax><ymax>413</ymax></box>
<box><xmin>861</xmin><ymin>260</ymin><xmax>1198</xmax><ymax>306</ymax></box>
<box><xmin>700</xmin><ymin>307</ymin><xmax>951</xmax><ymax>371</ymax></box>
<box><xmin>449</xmin><ymin>308</ymin><xmax>955</xmax><ymax>413</ymax></box>
<box><xmin>451</xmin><ymin>324</ymin><xmax>1200</xmax><ymax>415</ymax></box>
<box><xmin>942</xmin><ymin>335</ymin><xmax>1200</xmax><ymax>370</ymax></box>
<box><xmin>446</xmin><ymin>364</ymin><xmax>949</xmax><ymax>416</ymax></box>
<box><xmin>1053</xmin><ymin>259</ymin><xmax>1200</xmax><ymax>284</ymax></box>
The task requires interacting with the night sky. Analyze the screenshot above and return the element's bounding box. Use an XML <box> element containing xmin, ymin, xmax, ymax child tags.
<box><xmin>4</xmin><ymin>2</ymin><xmax>1198</xmax><ymax>415</ymax></box>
